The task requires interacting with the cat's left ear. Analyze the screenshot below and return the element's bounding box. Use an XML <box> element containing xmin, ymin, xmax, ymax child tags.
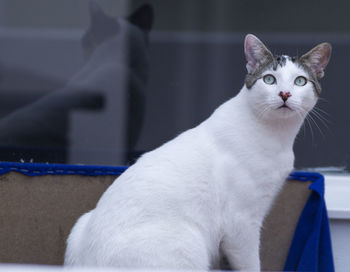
<box><xmin>89</xmin><ymin>1</ymin><xmax>112</xmax><ymax>25</ymax></box>
<box><xmin>128</xmin><ymin>4</ymin><xmax>153</xmax><ymax>32</ymax></box>
<box><xmin>299</xmin><ymin>43</ymin><xmax>332</xmax><ymax>79</ymax></box>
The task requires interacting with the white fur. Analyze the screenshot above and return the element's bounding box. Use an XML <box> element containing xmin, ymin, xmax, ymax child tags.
<box><xmin>65</xmin><ymin>55</ymin><xmax>319</xmax><ymax>270</ymax></box>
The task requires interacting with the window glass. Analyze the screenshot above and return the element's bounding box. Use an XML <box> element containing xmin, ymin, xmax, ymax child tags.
<box><xmin>0</xmin><ymin>0</ymin><xmax>347</xmax><ymax>170</ymax></box>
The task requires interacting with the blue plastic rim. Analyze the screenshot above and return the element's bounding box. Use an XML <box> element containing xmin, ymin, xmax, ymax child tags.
<box><xmin>0</xmin><ymin>161</ymin><xmax>127</xmax><ymax>177</ymax></box>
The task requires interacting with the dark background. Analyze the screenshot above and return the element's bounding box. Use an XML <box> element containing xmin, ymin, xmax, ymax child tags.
<box><xmin>0</xmin><ymin>0</ymin><xmax>347</xmax><ymax>170</ymax></box>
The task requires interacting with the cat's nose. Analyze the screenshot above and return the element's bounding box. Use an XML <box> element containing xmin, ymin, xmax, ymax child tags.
<box><xmin>279</xmin><ymin>91</ymin><xmax>292</xmax><ymax>102</ymax></box>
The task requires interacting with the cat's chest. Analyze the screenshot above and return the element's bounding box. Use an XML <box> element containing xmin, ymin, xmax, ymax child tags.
<box><xmin>214</xmin><ymin>146</ymin><xmax>293</xmax><ymax>220</ymax></box>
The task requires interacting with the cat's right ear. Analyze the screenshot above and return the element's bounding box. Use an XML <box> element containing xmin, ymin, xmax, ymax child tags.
<box><xmin>128</xmin><ymin>4</ymin><xmax>153</xmax><ymax>32</ymax></box>
<box><xmin>244</xmin><ymin>34</ymin><xmax>273</xmax><ymax>74</ymax></box>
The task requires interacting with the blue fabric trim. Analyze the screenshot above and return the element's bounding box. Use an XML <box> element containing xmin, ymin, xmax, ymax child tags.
<box><xmin>0</xmin><ymin>161</ymin><xmax>127</xmax><ymax>176</ymax></box>
<box><xmin>285</xmin><ymin>171</ymin><xmax>335</xmax><ymax>272</ymax></box>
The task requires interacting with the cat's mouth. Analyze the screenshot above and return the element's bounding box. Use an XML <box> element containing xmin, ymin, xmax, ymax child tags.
<box><xmin>278</xmin><ymin>104</ymin><xmax>292</xmax><ymax>110</ymax></box>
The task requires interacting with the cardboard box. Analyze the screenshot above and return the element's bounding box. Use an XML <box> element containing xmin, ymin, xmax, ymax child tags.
<box><xmin>0</xmin><ymin>171</ymin><xmax>310</xmax><ymax>270</ymax></box>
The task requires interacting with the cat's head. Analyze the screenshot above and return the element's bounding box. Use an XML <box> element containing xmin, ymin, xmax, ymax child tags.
<box><xmin>81</xmin><ymin>1</ymin><xmax>153</xmax><ymax>83</ymax></box>
<box><xmin>82</xmin><ymin>1</ymin><xmax>153</xmax><ymax>58</ymax></box>
<box><xmin>243</xmin><ymin>34</ymin><xmax>331</xmax><ymax>121</ymax></box>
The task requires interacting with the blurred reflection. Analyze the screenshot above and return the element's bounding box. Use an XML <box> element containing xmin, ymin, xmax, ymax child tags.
<box><xmin>0</xmin><ymin>2</ymin><xmax>153</xmax><ymax>164</ymax></box>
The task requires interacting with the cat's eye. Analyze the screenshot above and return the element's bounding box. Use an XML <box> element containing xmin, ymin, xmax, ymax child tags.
<box><xmin>263</xmin><ymin>74</ymin><xmax>276</xmax><ymax>85</ymax></box>
<box><xmin>294</xmin><ymin>76</ymin><xmax>307</xmax><ymax>86</ymax></box>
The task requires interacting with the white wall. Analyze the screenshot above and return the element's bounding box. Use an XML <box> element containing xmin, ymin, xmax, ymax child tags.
<box><xmin>325</xmin><ymin>174</ymin><xmax>350</xmax><ymax>272</ymax></box>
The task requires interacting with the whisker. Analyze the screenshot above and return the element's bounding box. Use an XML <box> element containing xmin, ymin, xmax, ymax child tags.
<box><xmin>290</xmin><ymin>102</ymin><xmax>316</xmax><ymax>142</ymax></box>
<box><xmin>309</xmin><ymin>112</ymin><xmax>331</xmax><ymax>139</ymax></box>
<box><xmin>311</xmin><ymin>109</ymin><xmax>330</xmax><ymax>126</ymax></box>
<box><xmin>254</xmin><ymin>101</ymin><xmax>273</xmax><ymax>120</ymax></box>
<box><xmin>313</xmin><ymin>106</ymin><xmax>330</xmax><ymax>117</ymax></box>
<box><xmin>305</xmin><ymin>115</ymin><xmax>315</xmax><ymax>143</ymax></box>
<box><xmin>310</xmin><ymin>104</ymin><xmax>332</xmax><ymax>137</ymax></box>
<box><xmin>295</xmin><ymin>108</ymin><xmax>308</xmax><ymax>137</ymax></box>
<box><xmin>258</xmin><ymin>105</ymin><xmax>271</xmax><ymax>120</ymax></box>
<box><xmin>317</xmin><ymin>97</ymin><xmax>329</xmax><ymax>103</ymax></box>
<box><xmin>307</xmin><ymin>112</ymin><xmax>326</xmax><ymax>138</ymax></box>
<box><xmin>289</xmin><ymin>100</ymin><xmax>331</xmax><ymax>140</ymax></box>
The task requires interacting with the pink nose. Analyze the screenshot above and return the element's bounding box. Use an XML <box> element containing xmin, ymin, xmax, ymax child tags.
<box><xmin>279</xmin><ymin>91</ymin><xmax>291</xmax><ymax>102</ymax></box>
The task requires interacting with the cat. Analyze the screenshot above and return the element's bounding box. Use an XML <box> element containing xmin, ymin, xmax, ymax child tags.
<box><xmin>0</xmin><ymin>1</ymin><xmax>152</xmax><ymax>164</ymax></box>
<box><xmin>74</xmin><ymin>1</ymin><xmax>153</xmax><ymax>163</ymax></box>
<box><xmin>64</xmin><ymin>34</ymin><xmax>331</xmax><ymax>271</ymax></box>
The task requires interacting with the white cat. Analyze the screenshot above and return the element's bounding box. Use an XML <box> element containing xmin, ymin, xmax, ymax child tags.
<box><xmin>64</xmin><ymin>34</ymin><xmax>331</xmax><ymax>271</ymax></box>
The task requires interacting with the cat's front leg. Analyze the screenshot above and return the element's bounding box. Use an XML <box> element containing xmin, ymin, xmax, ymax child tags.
<box><xmin>221</xmin><ymin>222</ymin><xmax>261</xmax><ymax>271</ymax></box>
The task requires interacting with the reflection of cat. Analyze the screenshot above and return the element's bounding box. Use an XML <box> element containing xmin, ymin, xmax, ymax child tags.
<box><xmin>0</xmin><ymin>2</ymin><xmax>153</xmax><ymax>163</ymax></box>
<box><xmin>74</xmin><ymin>1</ymin><xmax>153</xmax><ymax>163</ymax></box>
<box><xmin>65</xmin><ymin>35</ymin><xmax>331</xmax><ymax>270</ymax></box>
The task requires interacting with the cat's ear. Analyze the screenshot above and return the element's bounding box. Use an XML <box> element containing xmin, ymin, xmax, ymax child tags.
<box><xmin>89</xmin><ymin>1</ymin><xmax>111</xmax><ymax>25</ymax></box>
<box><xmin>127</xmin><ymin>4</ymin><xmax>153</xmax><ymax>32</ymax></box>
<box><xmin>299</xmin><ymin>43</ymin><xmax>332</xmax><ymax>79</ymax></box>
<box><xmin>244</xmin><ymin>34</ymin><xmax>273</xmax><ymax>74</ymax></box>
<box><xmin>87</xmin><ymin>0</ymin><xmax>119</xmax><ymax>32</ymax></box>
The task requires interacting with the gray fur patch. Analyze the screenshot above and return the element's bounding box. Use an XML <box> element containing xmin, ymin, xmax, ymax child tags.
<box><xmin>244</xmin><ymin>54</ymin><xmax>284</xmax><ymax>89</ymax></box>
<box><xmin>245</xmin><ymin>54</ymin><xmax>274</xmax><ymax>89</ymax></box>
<box><xmin>296</xmin><ymin>59</ymin><xmax>322</xmax><ymax>95</ymax></box>
<box><xmin>245</xmin><ymin>55</ymin><xmax>322</xmax><ymax>96</ymax></box>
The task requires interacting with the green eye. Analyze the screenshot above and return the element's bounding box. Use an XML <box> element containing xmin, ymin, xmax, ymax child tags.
<box><xmin>263</xmin><ymin>74</ymin><xmax>276</xmax><ymax>85</ymax></box>
<box><xmin>295</xmin><ymin>76</ymin><xmax>307</xmax><ymax>86</ymax></box>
